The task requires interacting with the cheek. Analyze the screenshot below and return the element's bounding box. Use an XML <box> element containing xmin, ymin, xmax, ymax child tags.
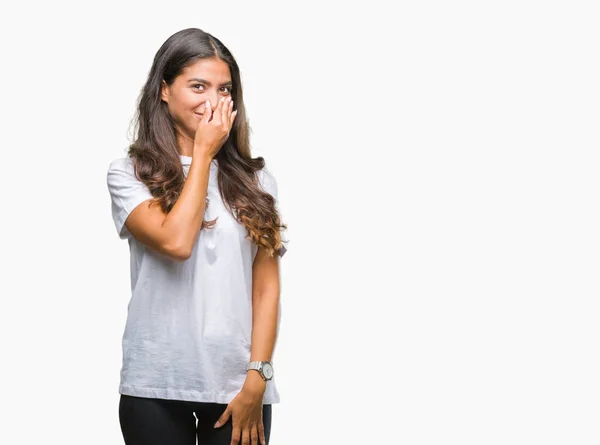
<box><xmin>170</xmin><ymin>91</ymin><xmax>197</xmax><ymax>111</ymax></box>
<box><xmin>169</xmin><ymin>95</ymin><xmax>199</xmax><ymax>123</ymax></box>
<box><xmin>181</xmin><ymin>91</ymin><xmax>203</xmax><ymax>109</ymax></box>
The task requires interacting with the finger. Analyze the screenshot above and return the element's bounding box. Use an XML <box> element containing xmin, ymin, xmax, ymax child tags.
<box><xmin>213</xmin><ymin>97</ymin><xmax>224</xmax><ymax>125</ymax></box>
<box><xmin>221</xmin><ymin>97</ymin><xmax>231</xmax><ymax>123</ymax></box>
<box><xmin>214</xmin><ymin>405</ymin><xmax>231</xmax><ymax>428</ymax></box>
<box><xmin>225</xmin><ymin>98</ymin><xmax>234</xmax><ymax>128</ymax></box>
<box><xmin>241</xmin><ymin>427</ymin><xmax>250</xmax><ymax>445</ymax></box>
<box><xmin>251</xmin><ymin>424</ymin><xmax>259</xmax><ymax>445</ymax></box>
<box><xmin>231</xmin><ymin>426</ymin><xmax>242</xmax><ymax>445</ymax></box>
<box><xmin>202</xmin><ymin>100</ymin><xmax>212</xmax><ymax>124</ymax></box>
<box><xmin>258</xmin><ymin>421</ymin><xmax>265</xmax><ymax>445</ymax></box>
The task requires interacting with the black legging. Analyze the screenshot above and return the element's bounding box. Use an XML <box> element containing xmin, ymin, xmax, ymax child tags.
<box><xmin>119</xmin><ymin>394</ymin><xmax>272</xmax><ymax>445</ymax></box>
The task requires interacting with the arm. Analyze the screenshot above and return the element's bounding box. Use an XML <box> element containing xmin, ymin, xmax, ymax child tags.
<box><xmin>123</xmin><ymin>152</ymin><xmax>213</xmax><ymax>262</ymax></box>
<box><xmin>242</xmin><ymin>246</ymin><xmax>282</xmax><ymax>394</ymax></box>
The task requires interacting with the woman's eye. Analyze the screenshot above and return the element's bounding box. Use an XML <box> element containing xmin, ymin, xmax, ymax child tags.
<box><xmin>192</xmin><ymin>85</ymin><xmax>231</xmax><ymax>94</ymax></box>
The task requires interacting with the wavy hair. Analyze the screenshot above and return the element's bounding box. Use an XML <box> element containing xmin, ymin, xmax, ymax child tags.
<box><xmin>126</xmin><ymin>28</ymin><xmax>287</xmax><ymax>257</ymax></box>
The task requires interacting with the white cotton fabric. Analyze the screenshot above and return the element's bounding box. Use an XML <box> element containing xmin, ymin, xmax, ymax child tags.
<box><xmin>106</xmin><ymin>154</ymin><xmax>286</xmax><ymax>404</ymax></box>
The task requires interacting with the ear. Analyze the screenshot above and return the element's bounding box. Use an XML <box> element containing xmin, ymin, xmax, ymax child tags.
<box><xmin>161</xmin><ymin>79</ymin><xmax>169</xmax><ymax>103</ymax></box>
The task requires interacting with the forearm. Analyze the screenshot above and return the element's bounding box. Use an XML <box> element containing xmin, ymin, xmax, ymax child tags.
<box><xmin>250</xmin><ymin>292</ymin><xmax>279</xmax><ymax>362</ymax></box>
<box><xmin>161</xmin><ymin>149</ymin><xmax>212</xmax><ymax>257</ymax></box>
<box><xmin>243</xmin><ymin>292</ymin><xmax>279</xmax><ymax>392</ymax></box>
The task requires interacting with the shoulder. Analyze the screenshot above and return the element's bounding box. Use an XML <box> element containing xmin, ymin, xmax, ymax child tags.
<box><xmin>107</xmin><ymin>156</ymin><xmax>134</xmax><ymax>173</ymax></box>
<box><xmin>106</xmin><ymin>157</ymin><xmax>139</xmax><ymax>184</ymax></box>
<box><xmin>106</xmin><ymin>156</ymin><xmax>146</xmax><ymax>192</ymax></box>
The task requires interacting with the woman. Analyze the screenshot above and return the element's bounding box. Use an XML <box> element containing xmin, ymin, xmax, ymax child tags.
<box><xmin>106</xmin><ymin>28</ymin><xmax>288</xmax><ymax>445</ymax></box>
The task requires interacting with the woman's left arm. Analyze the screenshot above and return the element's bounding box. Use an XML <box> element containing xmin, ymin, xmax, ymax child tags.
<box><xmin>243</xmin><ymin>245</ymin><xmax>281</xmax><ymax>394</ymax></box>
<box><xmin>213</xmin><ymin>246</ymin><xmax>281</xmax><ymax>445</ymax></box>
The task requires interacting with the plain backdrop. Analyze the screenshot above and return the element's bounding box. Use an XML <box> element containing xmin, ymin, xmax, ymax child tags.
<box><xmin>0</xmin><ymin>1</ymin><xmax>598</xmax><ymax>444</ymax></box>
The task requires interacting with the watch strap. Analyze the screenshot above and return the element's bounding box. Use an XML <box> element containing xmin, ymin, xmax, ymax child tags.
<box><xmin>247</xmin><ymin>361</ymin><xmax>263</xmax><ymax>371</ymax></box>
<box><xmin>246</xmin><ymin>361</ymin><xmax>273</xmax><ymax>381</ymax></box>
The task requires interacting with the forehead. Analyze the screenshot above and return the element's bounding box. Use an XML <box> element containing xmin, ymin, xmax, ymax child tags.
<box><xmin>179</xmin><ymin>58</ymin><xmax>231</xmax><ymax>82</ymax></box>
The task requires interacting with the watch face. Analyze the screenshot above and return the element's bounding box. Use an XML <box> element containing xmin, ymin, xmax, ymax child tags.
<box><xmin>262</xmin><ymin>362</ymin><xmax>274</xmax><ymax>379</ymax></box>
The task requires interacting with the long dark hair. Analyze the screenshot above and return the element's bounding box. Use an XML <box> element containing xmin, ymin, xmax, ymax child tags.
<box><xmin>127</xmin><ymin>28</ymin><xmax>286</xmax><ymax>257</ymax></box>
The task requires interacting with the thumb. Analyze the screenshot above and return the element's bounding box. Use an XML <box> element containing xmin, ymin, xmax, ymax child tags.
<box><xmin>213</xmin><ymin>405</ymin><xmax>231</xmax><ymax>428</ymax></box>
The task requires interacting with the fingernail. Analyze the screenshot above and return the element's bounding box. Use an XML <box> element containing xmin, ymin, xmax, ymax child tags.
<box><xmin>213</xmin><ymin>421</ymin><xmax>220</xmax><ymax>428</ymax></box>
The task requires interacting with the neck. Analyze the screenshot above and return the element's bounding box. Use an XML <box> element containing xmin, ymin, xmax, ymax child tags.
<box><xmin>175</xmin><ymin>127</ymin><xmax>194</xmax><ymax>157</ymax></box>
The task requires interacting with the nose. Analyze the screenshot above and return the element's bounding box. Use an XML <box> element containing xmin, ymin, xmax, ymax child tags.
<box><xmin>207</xmin><ymin>94</ymin><xmax>221</xmax><ymax>112</ymax></box>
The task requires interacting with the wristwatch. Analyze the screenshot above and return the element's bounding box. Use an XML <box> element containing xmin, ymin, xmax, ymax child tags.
<box><xmin>246</xmin><ymin>361</ymin><xmax>274</xmax><ymax>381</ymax></box>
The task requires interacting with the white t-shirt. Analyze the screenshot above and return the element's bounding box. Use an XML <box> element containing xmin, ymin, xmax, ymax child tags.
<box><xmin>106</xmin><ymin>154</ymin><xmax>287</xmax><ymax>404</ymax></box>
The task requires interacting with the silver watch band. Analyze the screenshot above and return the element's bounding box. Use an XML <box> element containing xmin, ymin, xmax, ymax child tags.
<box><xmin>246</xmin><ymin>360</ymin><xmax>268</xmax><ymax>371</ymax></box>
<box><xmin>247</xmin><ymin>361</ymin><xmax>264</xmax><ymax>371</ymax></box>
<box><xmin>246</xmin><ymin>361</ymin><xmax>273</xmax><ymax>381</ymax></box>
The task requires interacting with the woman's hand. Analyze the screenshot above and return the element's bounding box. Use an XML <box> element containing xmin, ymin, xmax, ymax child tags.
<box><xmin>213</xmin><ymin>381</ymin><xmax>266</xmax><ymax>445</ymax></box>
<box><xmin>194</xmin><ymin>96</ymin><xmax>237</xmax><ymax>160</ymax></box>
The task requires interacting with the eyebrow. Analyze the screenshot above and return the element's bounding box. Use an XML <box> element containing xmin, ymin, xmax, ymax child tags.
<box><xmin>187</xmin><ymin>78</ymin><xmax>233</xmax><ymax>86</ymax></box>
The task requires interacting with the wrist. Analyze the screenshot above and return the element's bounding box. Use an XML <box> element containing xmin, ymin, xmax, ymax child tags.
<box><xmin>191</xmin><ymin>148</ymin><xmax>212</xmax><ymax>163</ymax></box>
<box><xmin>243</xmin><ymin>370</ymin><xmax>267</xmax><ymax>393</ymax></box>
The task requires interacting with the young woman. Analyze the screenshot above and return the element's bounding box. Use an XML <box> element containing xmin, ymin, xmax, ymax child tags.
<box><xmin>106</xmin><ymin>28</ymin><xmax>288</xmax><ymax>445</ymax></box>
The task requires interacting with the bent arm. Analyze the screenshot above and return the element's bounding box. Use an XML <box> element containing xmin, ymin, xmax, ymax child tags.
<box><xmin>124</xmin><ymin>153</ymin><xmax>213</xmax><ymax>261</ymax></box>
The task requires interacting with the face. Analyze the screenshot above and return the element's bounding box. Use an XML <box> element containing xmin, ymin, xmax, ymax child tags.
<box><xmin>161</xmin><ymin>58</ymin><xmax>233</xmax><ymax>139</ymax></box>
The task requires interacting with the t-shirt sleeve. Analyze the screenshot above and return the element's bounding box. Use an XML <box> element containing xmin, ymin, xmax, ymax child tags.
<box><xmin>258</xmin><ymin>167</ymin><xmax>289</xmax><ymax>257</ymax></box>
<box><xmin>106</xmin><ymin>157</ymin><xmax>154</xmax><ymax>240</ymax></box>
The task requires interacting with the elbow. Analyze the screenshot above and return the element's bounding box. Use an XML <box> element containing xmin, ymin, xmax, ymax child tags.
<box><xmin>172</xmin><ymin>251</ymin><xmax>191</xmax><ymax>262</ymax></box>
<box><xmin>173</xmin><ymin>246</ymin><xmax>192</xmax><ymax>262</ymax></box>
<box><xmin>164</xmin><ymin>242</ymin><xmax>192</xmax><ymax>262</ymax></box>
